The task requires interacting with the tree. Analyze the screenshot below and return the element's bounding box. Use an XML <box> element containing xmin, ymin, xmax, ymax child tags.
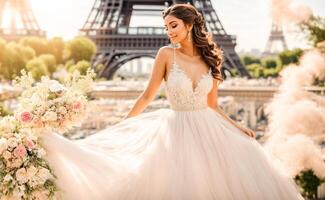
<box><xmin>19</xmin><ymin>37</ymin><xmax>49</xmax><ymax>55</ymax></box>
<box><xmin>246</xmin><ymin>63</ymin><xmax>264</xmax><ymax>78</ymax></box>
<box><xmin>261</xmin><ymin>56</ymin><xmax>279</xmax><ymax>69</ymax></box>
<box><xmin>66</xmin><ymin>36</ymin><xmax>97</xmax><ymax>62</ymax></box>
<box><xmin>39</xmin><ymin>54</ymin><xmax>57</xmax><ymax>74</ymax></box>
<box><xmin>0</xmin><ymin>42</ymin><xmax>35</xmax><ymax>80</ymax></box>
<box><xmin>26</xmin><ymin>58</ymin><xmax>49</xmax><ymax>80</ymax></box>
<box><xmin>300</xmin><ymin>16</ymin><xmax>325</xmax><ymax>47</ymax></box>
<box><xmin>241</xmin><ymin>55</ymin><xmax>262</xmax><ymax>66</ymax></box>
<box><xmin>278</xmin><ymin>48</ymin><xmax>303</xmax><ymax>66</ymax></box>
<box><xmin>294</xmin><ymin>169</ymin><xmax>324</xmax><ymax>199</ymax></box>
<box><xmin>47</xmin><ymin>37</ymin><xmax>66</xmax><ymax>64</ymax></box>
<box><xmin>68</xmin><ymin>60</ymin><xmax>91</xmax><ymax>75</ymax></box>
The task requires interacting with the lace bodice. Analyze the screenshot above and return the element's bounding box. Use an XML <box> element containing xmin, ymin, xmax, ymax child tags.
<box><xmin>165</xmin><ymin>48</ymin><xmax>213</xmax><ymax>111</ymax></box>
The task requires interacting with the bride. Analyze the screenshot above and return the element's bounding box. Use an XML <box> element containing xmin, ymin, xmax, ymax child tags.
<box><xmin>42</xmin><ymin>3</ymin><xmax>304</xmax><ymax>200</ymax></box>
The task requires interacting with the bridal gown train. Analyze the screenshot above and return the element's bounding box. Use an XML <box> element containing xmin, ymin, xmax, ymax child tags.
<box><xmin>42</xmin><ymin>48</ymin><xmax>304</xmax><ymax>200</ymax></box>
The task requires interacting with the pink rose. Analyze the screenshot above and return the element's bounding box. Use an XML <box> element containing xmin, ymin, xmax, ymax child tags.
<box><xmin>20</xmin><ymin>111</ymin><xmax>33</xmax><ymax>123</ymax></box>
<box><xmin>13</xmin><ymin>145</ymin><xmax>27</xmax><ymax>158</ymax></box>
<box><xmin>72</xmin><ymin>101</ymin><xmax>82</xmax><ymax>110</ymax></box>
<box><xmin>26</xmin><ymin>140</ymin><xmax>35</xmax><ymax>150</ymax></box>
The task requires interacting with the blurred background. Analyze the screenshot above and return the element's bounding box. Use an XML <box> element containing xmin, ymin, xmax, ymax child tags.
<box><xmin>0</xmin><ymin>0</ymin><xmax>324</xmax><ymax>199</ymax></box>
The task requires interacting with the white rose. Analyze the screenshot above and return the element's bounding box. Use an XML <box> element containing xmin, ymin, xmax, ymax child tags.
<box><xmin>7</xmin><ymin>138</ymin><xmax>18</xmax><ymax>148</ymax></box>
<box><xmin>0</xmin><ymin>138</ymin><xmax>8</xmax><ymax>155</ymax></box>
<box><xmin>3</xmin><ymin>150</ymin><xmax>12</xmax><ymax>160</ymax></box>
<box><xmin>3</xmin><ymin>174</ymin><xmax>13</xmax><ymax>182</ymax></box>
<box><xmin>37</xmin><ymin>148</ymin><xmax>46</xmax><ymax>158</ymax></box>
<box><xmin>27</xmin><ymin>166</ymin><xmax>38</xmax><ymax>179</ymax></box>
<box><xmin>49</xmin><ymin>80</ymin><xmax>66</xmax><ymax>93</ymax></box>
<box><xmin>11</xmin><ymin>158</ymin><xmax>23</xmax><ymax>168</ymax></box>
<box><xmin>58</xmin><ymin>107</ymin><xmax>67</xmax><ymax>115</ymax></box>
<box><xmin>31</xmin><ymin>93</ymin><xmax>42</xmax><ymax>106</ymax></box>
<box><xmin>37</xmin><ymin>168</ymin><xmax>52</xmax><ymax>183</ymax></box>
<box><xmin>12</xmin><ymin>185</ymin><xmax>25</xmax><ymax>198</ymax></box>
<box><xmin>29</xmin><ymin>176</ymin><xmax>40</xmax><ymax>188</ymax></box>
<box><xmin>16</xmin><ymin>168</ymin><xmax>28</xmax><ymax>184</ymax></box>
<box><xmin>31</xmin><ymin>189</ymin><xmax>49</xmax><ymax>200</ymax></box>
<box><xmin>43</xmin><ymin>111</ymin><xmax>57</xmax><ymax>121</ymax></box>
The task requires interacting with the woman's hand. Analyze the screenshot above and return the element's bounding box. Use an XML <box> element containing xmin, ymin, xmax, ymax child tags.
<box><xmin>238</xmin><ymin>126</ymin><xmax>256</xmax><ymax>139</ymax></box>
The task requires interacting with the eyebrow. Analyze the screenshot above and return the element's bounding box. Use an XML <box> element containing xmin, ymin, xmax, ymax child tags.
<box><xmin>164</xmin><ymin>21</ymin><xmax>177</xmax><ymax>27</ymax></box>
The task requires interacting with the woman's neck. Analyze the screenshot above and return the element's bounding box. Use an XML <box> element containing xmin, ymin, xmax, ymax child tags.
<box><xmin>179</xmin><ymin>40</ymin><xmax>199</xmax><ymax>57</ymax></box>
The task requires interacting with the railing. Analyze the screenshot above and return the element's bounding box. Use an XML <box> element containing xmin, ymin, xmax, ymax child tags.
<box><xmin>117</xmin><ymin>26</ymin><xmax>165</xmax><ymax>35</ymax></box>
<box><xmin>80</xmin><ymin>26</ymin><xmax>166</xmax><ymax>36</ymax></box>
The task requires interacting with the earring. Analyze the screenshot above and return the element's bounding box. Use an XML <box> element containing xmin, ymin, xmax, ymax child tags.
<box><xmin>187</xmin><ymin>30</ymin><xmax>192</xmax><ymax>42</ymax></box>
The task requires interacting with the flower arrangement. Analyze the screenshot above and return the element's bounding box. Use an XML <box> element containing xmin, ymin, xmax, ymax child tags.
<box><xmin>0</xmin><ymin>69</ymin><xmax>95</xmax><ymax>199</ymax></box>
<box><xmin>13</xmin><ymin>69</ymin><xmax>95</xmax><ymax>134</ymax></box>
<box><xmin>0</xmin><ymin>116</ymin><xmax>58</xmax><ymax>200</ymax></box>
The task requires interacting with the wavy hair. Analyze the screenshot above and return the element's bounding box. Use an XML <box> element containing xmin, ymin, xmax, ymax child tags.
<box><xmin>163</xmin><ymin>4</ymin><xmax>224</xmax><ymax>81</ymax></box>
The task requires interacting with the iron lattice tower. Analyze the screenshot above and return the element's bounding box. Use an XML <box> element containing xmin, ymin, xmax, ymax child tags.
<box><xmin>80</xmin><ymin>0</ymin><xmax>250</xmax><ymax>79</ymax></box>
<box><xmin>263</xmin><ymin>22</ymin><xmax>288</xmax><ymax>56</ymax></box>
<box><xmin>0</xmin><ymin>0</ymin><xmax>45</xmax><ymax>41</ymax></box>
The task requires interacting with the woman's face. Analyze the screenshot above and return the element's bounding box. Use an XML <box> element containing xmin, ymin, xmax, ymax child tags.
<box><xmin>164</xmin><ymin>15</ymin><xmax>190</xmax><ymax>44</ymax></box>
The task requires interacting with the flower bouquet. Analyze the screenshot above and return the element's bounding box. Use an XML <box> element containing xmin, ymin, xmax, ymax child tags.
<box><xmin>13</xmin><ymin>69</ymin><xmax>95</xmax><ymax>134</ymax></box>
<box><xmin>0</xmin><ymin>116</ymin><xmax>58</xmax><ymax>200</ymax></box>
<box><xmin>0</xmin><ymin>69</ymin><xmax>95</xmax><ymax>199</ymax></box>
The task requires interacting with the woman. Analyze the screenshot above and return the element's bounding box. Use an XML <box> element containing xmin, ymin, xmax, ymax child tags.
<box><xmin>43</xmin><ymin>4</ymin><xmax>304</xmax><ymax>200</ymax></box>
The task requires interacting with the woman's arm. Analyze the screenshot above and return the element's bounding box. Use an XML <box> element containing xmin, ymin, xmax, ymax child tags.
<box><xmin>207</xmin><ymin>79</ymin><xmax>256</xmax><ymax>138</ymax></box>
<box><xmin>125</xmin><ymin>47</ymin><xmax>168</xmax><ymax>118</ymax></box>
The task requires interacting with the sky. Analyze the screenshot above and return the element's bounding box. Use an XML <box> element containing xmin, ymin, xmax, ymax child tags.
<box><xmin>27</xmin><ymin>0</ymin><xmax>325</xmax><ymax>52</ymax></box>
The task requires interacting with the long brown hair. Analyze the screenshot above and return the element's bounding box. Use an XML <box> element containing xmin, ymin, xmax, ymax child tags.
<box><xmin>163</xmin><ymin>4</ymin><xmax>224</xmax><ymax>81</ymax></box>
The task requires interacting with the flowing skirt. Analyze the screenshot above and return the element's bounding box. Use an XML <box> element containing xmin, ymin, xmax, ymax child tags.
<box><xmin>42</xmin><ymin>107</ymin><xmax>304</xmax><ymax>200</ymax></box>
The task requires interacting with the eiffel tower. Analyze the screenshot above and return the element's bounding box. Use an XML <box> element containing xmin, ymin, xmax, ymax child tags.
<box><xmin>263</xmin><ymin>22</ymin><xmax>288</xmax><ymax>56</ymax></box>
<box><xmin>80</xmin><ymin>0</ymin><xmax>250</xmax><ymax>79</ymax></box>
<box><xmin>0</xmin><ymin>0</ymin><xmax>45</xmax><ymax>41</ymax></box>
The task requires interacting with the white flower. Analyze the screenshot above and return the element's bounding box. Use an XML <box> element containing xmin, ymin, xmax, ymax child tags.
<box><xmin>12</xmin><ymin>185</ymin><xmax>25</xmax><ymax>198</ymax></box>
<box><xmin>36</xmin><ymin>148</ymin><xmax>46</xmax><ymax>158</ymax></box>
<box><xmin>7</xmin><ymin>138</ymin><xmax>18</xmax><ymax>148</ymax></box>
<box><xmin>26</xmin><ymin>166</ymin><xmax>37</xmax><ymax>179</ymax></box>
<box><xmin>16</xmin><ymin>168</ymin><xmax>28</xmax><ymax>184</ymax></box>
<box><xmin>0</xmin><ymin>138</ymin><xmax>8</xmax><ymax>155</ymax></box>
<box><xmin>37</xmin><ymin>168</ymin><xmax>52</xmax><ymax>183</ymax></box>
<box><xmin>3</xmin><ymin>174</ymin><xmax>13</xmax><ymax>182</ymax></box>
<box><xmin>58</xmin><ymin>107</ymin><xmax>67</xmax><ymax>115</ymax></box>
<box><xmin>31</xmin><ymin>189</ymin><xmax>49</xmax><ymax>200</ymax></box>
<box><xmin>2</xmin><ymin>150</ymin><xmax>12</xmax><ymax>160</ymax></box>
<box><xmin>43</xmin><ymin>111</ymin><xmax>57</xmax><ymax>121</ymax></box>
<box><xmin>30</xmin><ymin>93</ymin><xmax>43</xmax><ymax>106</ymax></box>
<box><xmin>49</xmin><ymin>80</ymin><xmax>66</xmax><ymax>93</ymax></box>
<box><xmin>11</xmin><ymin>158</ymin><xmax>23</xmax><ymax>168</ymax></box>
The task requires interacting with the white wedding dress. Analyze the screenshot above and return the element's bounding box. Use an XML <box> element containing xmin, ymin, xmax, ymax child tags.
<box><xmin>42</xmin><ymin>48</ymin><xmax>304</xmax><ymax>200</ymax></box>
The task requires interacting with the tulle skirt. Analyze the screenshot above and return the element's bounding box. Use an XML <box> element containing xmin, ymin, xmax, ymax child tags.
<box><xmin>42</xmin><ymin>107</ymin><xmax>304</xmax><ymax>200</ymax></box>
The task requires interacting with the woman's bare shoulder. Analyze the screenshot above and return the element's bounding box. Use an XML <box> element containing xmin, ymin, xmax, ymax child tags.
<box><xmin>157</xmin><ymin>46</ymin><xmax>173</xmax><ymax>56</ymax></box>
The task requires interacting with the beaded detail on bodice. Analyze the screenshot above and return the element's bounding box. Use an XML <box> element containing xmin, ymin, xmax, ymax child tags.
<box><xmin>165</xmin><ymin>48</ymin><xmax>213</xmax><ymax>111</ymax></box>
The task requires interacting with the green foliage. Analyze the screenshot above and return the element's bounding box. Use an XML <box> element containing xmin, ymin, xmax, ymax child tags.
<box><xmin>26</xmin><ymin>58</ymin><xmax>49</xmax><ymax>80</ymax></box>
<box><xmin>0</xmin><ymin>42</ymin><xmax>36</xmax><ymax>79</ymax></box>
<box><xmin>66</xmin><ymin>36</ymin><xmax>97</xmax><ymax>62</ymax></box>
<box><xmin>19</xmin><ymin>37</ymin><xmax>49</xmax><ymax>55</ymax></box>
<box><xmin>294</xmin><ymin>169</ymin><xmax>324</xmax><ymax>199</ymax></box>
<box><xmin>261</xmin><ymin>56</ymin><xmax>279</xmax><ymax>69</ymax></box>
<box><xmin>39</xmin><ymin>54</ymin><xmax>57</xmax><ymax>74</ymax></box>
<box><xmin>247</xmin><ymin>63</ymin><xmax>264</xmax><ymax>78</ymax></box>
<box><xmin>0</xmin><ymin>36</ymin><xmax>97</xmax><ymax>81</ymax></box>
<box><xmin>241</xmin><ymin>55</ymin><xmax>261</xmax><ymax>66</ymax></box>
<box><xmin>68</xmin><ymin>60</ymin><xmax>91</xmax><ymax>75</ymax></box>
<box><xmin>278</xmin><ymin>48</ymin><xmax>303</xmax><ymax>66</ymax></box>
<box><xmin>0</xmin><ymin>103</ymin><xmax>12</xmax><ymax>117</ymax></box>
<box><xmin>47</xmin><ymin>37</ymin><xmax>66</xmax><ymax>64</ymax></box>
<box><xmin>300</xmin><ymin>16</ymin><xmax>325</xmax><ymax>46</ymax></box>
